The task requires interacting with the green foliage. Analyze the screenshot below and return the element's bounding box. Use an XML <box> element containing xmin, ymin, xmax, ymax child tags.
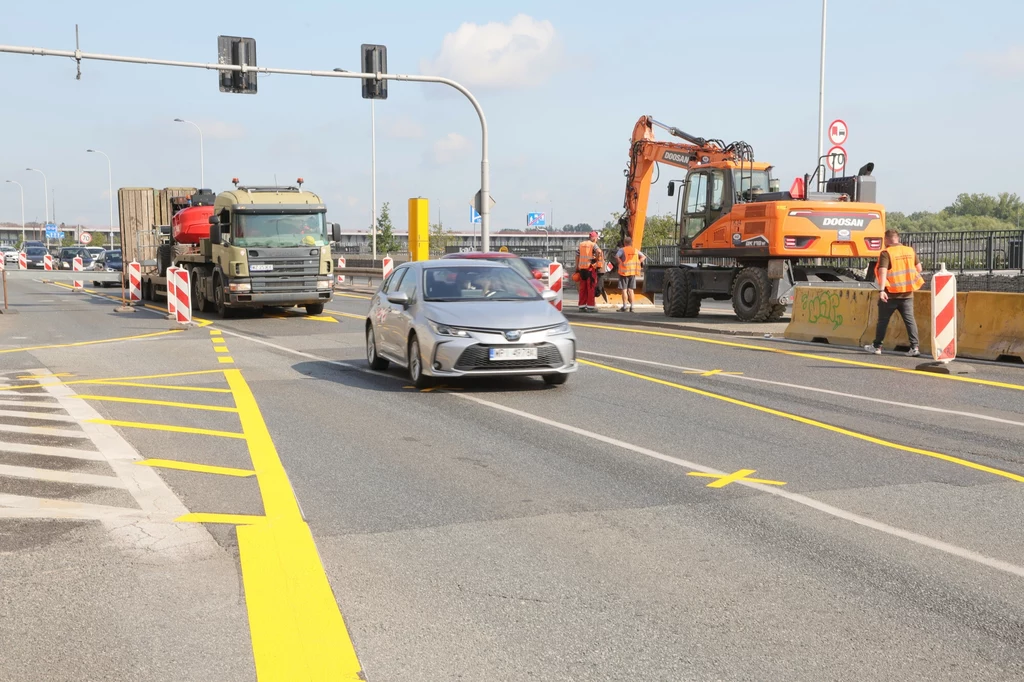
<box><xmin>428</xmin><ymin>221</ymin><xmax>457</xmax><ymax>253</ymax></box>
<box><xmin>944</xmin><ymin>192</ymin><xmax>1023</xmax><ymax>223</ymax></box>
<box><xmin>559</xmin><ymin>223</ymin><xmax>592</xmax><ymax>232</ymax></box>
<box><xmin>599</xmin><ymin>211</ymin><xmax>677</xmax><ymax>249</ymax></box>
<box><xmin>889</xmin><ymin>193</ymin><xmax>1023</xmax><ymax>233</ymax></box>
<box><xmin>60</xmin><ymin>234</ymin><xmax>76</xmax><ymax>247</ymax></box>
<box><xmin>375</xmin><ymin>202</ymin><xmax>399</xmax><ymax>254</ymax></box>
<box><xmin>91</xmin><ymin>232</ymin><xmax>107</xmax><ymax>248</ymax></box>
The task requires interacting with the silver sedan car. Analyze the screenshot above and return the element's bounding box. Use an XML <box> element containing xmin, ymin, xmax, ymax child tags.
<box><xmin>366</xmin><ymin>260</ymin><xmax>577</xmax><ymax>388</ymax></box>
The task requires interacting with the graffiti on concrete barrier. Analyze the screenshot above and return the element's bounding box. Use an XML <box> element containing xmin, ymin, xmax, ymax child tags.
<box><xmin>802</xmin><ymin>290</ymin><xmax>844</xmax><ymax>330</ymax></box>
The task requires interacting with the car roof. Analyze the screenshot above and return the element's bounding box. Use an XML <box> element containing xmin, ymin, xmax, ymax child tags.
<box><xmin>440</xmin><ymin>251</ymin><xmax>520</xmax><ymax>259</ymax></box>
<box><xmin>420</xmin><ymin>259</ymin><xmax>507</xmax><ymax>269</ymax></box>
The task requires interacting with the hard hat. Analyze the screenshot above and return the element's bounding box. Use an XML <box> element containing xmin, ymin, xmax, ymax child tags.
<box><xmin>589</xmin><ymin>231</ymin><xmax>599</xmax><ymax>240</ymax></box>
<box><xmin>301</xmin><ymin>235</ymin><xmax>316</xmax><ymax>246</ymax></box>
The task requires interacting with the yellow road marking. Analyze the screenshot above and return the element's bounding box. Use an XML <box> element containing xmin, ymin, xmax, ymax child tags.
<box><xmin>210</xmin><ymin>329</ymin><xmax>222</xmax><ymax>336</ymax></box>
<box><xmin>0</xmin><ymin>369</ymin><xmax>226</xmax><ymax>392</ymax></box>
<box><xmin>138</xmin><ymin>459</ymin><xmax>255</xmax><ymax>477</ymax></box>
<box><xmin>688</xmin><ymin>469</ymin><xmax>786</xmax><ymax>488</ymax></box>
<box><xmin>88</xmin><ymin>419</ymin><xmax>245</xmax><ymax>439</ymax></box>
<box><xmin>572</xmin><ymin>322</ymin><xmax>1024</xmax><ymax>392</ymax></box>
<box><xmin>78</xmin><ymin>381</ymin><xmax>232</xmax><ymax>393</ymax></box>
<box><xmin>0</xmin><ymin>329</ymin><xmax>182</xmax><ymax>355</ymax></box>
<box><xmin>222</xmin><ymin>369</ymin><xmax>365</xmax><ymax>679</ymax></box>
<box><xmin>73</xmin><ymin>394</ymin><xmax>238</xmax><ymax>412</ymax></box>
<box><xmin>325</xmin><ymin>310</ymin><xmax>366</xmax><ymax>321</ymax></box>
<box><xmin>579</xmin><ymin>358</ymin><xmax>1024</xmax><ymax>483</ymax></box>
<box><xmin>18</xmin><ymin>373</ymin><xmax>73</xmax><ymax>379</ymax></box>
<box><xmin>683</xmin><ymin>369</ymin><xmax>744</xmax><ymax>377</ymax></box>
<box><xmin>214</xmin><ymin>346</ymin><xmax>229</xmax><ymax>353</ymax></box>
<box><xmin>306</xmin><ymin>315</ymin><xmax>339</xmax><ymax>323</ymax></box>
<box><xmin>177</xmin><ymin>512</ymin><xmax>266</xmax><ymax>525</ymax></box>
<box><xmin>218</xmin><ymin>356</ymin><xmax>234</xmax><ymax>364</ymax></box>
<box><xmin>333</xmin><ymin>292</ymin><xmax>373</xmax><ymax>300</ymax></box>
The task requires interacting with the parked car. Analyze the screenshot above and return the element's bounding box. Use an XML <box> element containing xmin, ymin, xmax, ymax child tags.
<box><xmin>85</xmin><ymin>247</ymin><xmax>106</xmax><ymax>261</ymax></box>
<box><xmin>0</xmin><ymin>246</ymin><xmax>18</xmax><ymax>264</ymax></box>
<box><xmin>439</xmin><ymin>251</ymin><xmax>546</xmax><ymax>293</ymax></box>
<box><xmin>522</xmin><ymin>256</ymin><xmax>555</xmax><ymax>286</ymax></box>
<box><xmin>365</xmin><ymin>260</ymin><xmax>576</xmax><ymax>388</ymax></box>
<box><xmin>58</xmin><ymin>247</ymin><xmax>95</xmax><ymax>270</ymax></box>
<box><xmin>23</xmin><ymin>246</ymin><xmax>48</xmax><ymax>268</ymax></box>
<box><xmin>22</xmin><ymin>240</ymin><xmax>45</xmax><ymax>249</ymax></box>
<box><xmin>91</xmin><ymin>249</ymin><xmax>122</xmax><ymax>287</ymax></box>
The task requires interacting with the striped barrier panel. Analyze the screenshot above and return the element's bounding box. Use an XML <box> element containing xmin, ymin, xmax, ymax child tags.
<box><xmin>128</xmin><ymin>262</ymin><xmax>142</xmax><ymax>302</ymax></box>
<box><xmin>72</xmin><ymin>257</ymin><xmax>83</xmax><ymax>290</ymax></box>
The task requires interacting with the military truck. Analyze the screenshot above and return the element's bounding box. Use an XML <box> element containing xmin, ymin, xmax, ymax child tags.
<box><xmin>118</xmin><ymin>180</ymin><xmax>341</xmax><ymax>318</ymax></box>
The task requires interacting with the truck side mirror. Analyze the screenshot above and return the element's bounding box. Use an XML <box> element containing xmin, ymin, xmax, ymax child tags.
<box><xmin>210</xmin><ymin>223</ymin><xmax>221</xmax><ymax>245</ymax></box>
<box><xmin>667</xmin><ymin>181</ymin><xmax>675</xmax><ymax>197</ymax></box>
<box><xmin>209</xmin><ymin>216</ymin><xmax>219</xmax><ymax>224</ymax></box>
<box><xmin>332</xmin><ymin>222</ymin><xmax>342</xmax><ymax>242</ymax></box>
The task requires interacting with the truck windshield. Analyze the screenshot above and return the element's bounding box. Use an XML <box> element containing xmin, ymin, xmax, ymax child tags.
<box><xmin>234</xmin><ymin>213</ymin><xmax>327</xmax><ymax>247</ymax></box>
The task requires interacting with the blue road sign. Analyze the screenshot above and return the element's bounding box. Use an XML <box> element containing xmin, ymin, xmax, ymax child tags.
<box><xmin>470</xmin><ymin>206</ymin><xmax>481</xmax><ymax>224</ymax></box>
<box><xmin>527</xmin><ymin>212</ymin><xmax>546</xmax><ymax>227</ymax></box>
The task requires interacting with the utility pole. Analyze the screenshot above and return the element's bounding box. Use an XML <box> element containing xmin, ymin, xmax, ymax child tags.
<box><xmin>817</xmin><ymin>0</ymin><xmax>828</xmax><ymax>191</ymax></box>
<box><xmin>5</xmin><ymin>180</ymin><xmax>25</xmax><ymax>244</ymax></box>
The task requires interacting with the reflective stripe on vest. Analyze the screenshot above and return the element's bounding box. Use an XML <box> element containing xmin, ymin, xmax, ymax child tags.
<box><xmin>618</xmin><ymin>245</ymin><xmax>641</xmax><ymax>277</ymax></box>
<box><xmin>877</xmin><ymin>245</ymin><xmax>924</xmax><ymax>293</ymax></box>
<box><xmin>577</xmin><ymin>240</ymin><xmax>596</xmax><ymax>271</ymax></box>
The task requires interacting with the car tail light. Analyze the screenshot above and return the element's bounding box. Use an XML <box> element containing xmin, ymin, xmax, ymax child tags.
<box><xmin>866</xmin><ymin>238</ymin><xmax>882</xmax><ymax>250</ymax></box>
<box><xmin>784</xmin><ymin>236</ymin><xmax>816</xmax><ymax>250</ymax></box>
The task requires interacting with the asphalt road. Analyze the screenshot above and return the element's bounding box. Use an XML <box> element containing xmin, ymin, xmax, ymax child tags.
<box><xmin>2</xmin><ymin>272</ymin><xmax>1024</xmax><ymax>681</ymax></box>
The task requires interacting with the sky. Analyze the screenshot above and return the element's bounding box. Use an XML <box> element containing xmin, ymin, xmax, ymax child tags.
<box><xmin>1</xmin><ymin>0</ymin><xmax>1022</xmax><ymax>231</ymax></box>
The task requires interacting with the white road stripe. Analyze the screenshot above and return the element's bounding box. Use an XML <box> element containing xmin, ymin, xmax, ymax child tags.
<box><xmin>0</xmin><ymin>422</ymin><xmax>88</xmax><ymax>438</ymax></box>
<box><xmin>0</xmin><ymin>399</ymin><xmax>63</xmax><ymax>408</ymax></box>
<box><xmin>0</xmin><ymin>442</ymin><xmax>105</xmax><ymax>461</ymax></box>
<box><xmin>215</xmin><ymin>329</ymin><xmax>1024</xmax><ymax>580</ymax></box>
<box><xmin>0</xmin><ymin>494</ymin><xmax>155</xmax><ymax>521</ymax></box>
<box><xmin>579</xmin><ymin>350</ymin><xmax>1024</xmax><ymax>427</ymax></box>
<box><xmin>0</xmin><ymin>463</ymin><xmax>127</xmax><ymax>488</ymax></box>
<box><xmin>0</xmin><ymin>408</ymin><xmax>77</xmax><ymax>422</ymax></box>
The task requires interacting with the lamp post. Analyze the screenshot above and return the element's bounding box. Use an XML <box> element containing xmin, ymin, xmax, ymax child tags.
<box><xmin>5</xmin><ymin>180</ymin><xmax>25</xmax><ymax>245</ymax></box>
<box><xmin>816</xmin><ymin>0</ymin><xmax>827</xmax><ymax>191</ymax></box>
<box><xmin>173</xmin><ymin>118</ymin><xmax>205</xmax><ymax>188</ymax></box>
<box><xmin>86</xmin><ymin>149</ymin><xmax>115</xmax><ymax>246</ymax></box>
<box><xmin>26</xmin><ymin>168</ymin><xmax>48</xmax><ymax>245</ymax></box>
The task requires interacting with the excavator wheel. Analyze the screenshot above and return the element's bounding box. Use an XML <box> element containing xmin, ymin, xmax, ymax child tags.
<box><xmin>731</xmin><ymin>266</ymin><xmax>774</xmax><ymax>322</ymax></box>
<box><xmin>766</xmin><ymin>304</ymin><xmax>787</xmax><ymax>322</ymax></box>
<box><xmin>663</xmin><ymin>268</ymin><xmax>701</xmax><ymax>318</ymax></box>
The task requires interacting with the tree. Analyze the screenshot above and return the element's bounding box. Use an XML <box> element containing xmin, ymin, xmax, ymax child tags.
<box><xmin>429</xmin><ymin>221</ymin><xmax>457</xmax><ymax>254</ymax></box>
<box><xmin>91</xmin><ymin>232</ymin><xmax>107</xmax><ymax>248</ymax></box>
<box><xmin>375</xmin><ymin>202</ymin><xmax>398</xmax><ymax>254</ymax></box>
<box><xmin>599</xmin><ymin>211</ymin><xmax>676</xmax><ymax>249</ymax></box>
<box><xmin>60</xmin><ymin>233</ymin><xmax>76</xmax><ymax>247</ymax></box>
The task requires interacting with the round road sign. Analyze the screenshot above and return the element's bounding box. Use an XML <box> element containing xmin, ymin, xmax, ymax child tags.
<box><xmin>498</xmin><ymin>245</ymin><xmax>509</xmax><ymax>253</ymax></box>
<box><xmin>80</xmin><ymin>231</ymin><xmax>92</xmax><ymax>245</ymax></box>
<box><xmin>828</xmin><ymin>119</ymin><xmax>848</xmax><ymax>146</ymax></box>
<box><xmin>826</xmin><ymin>145</ymin><xmax>847</xmax><ymax>173</ymax></box>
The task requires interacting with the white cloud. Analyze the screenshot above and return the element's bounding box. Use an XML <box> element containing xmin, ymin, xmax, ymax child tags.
<box><xmin>429</xmin><ymin>132</ymin><xmax>470</xmax><ymax>165</ymax></box>
<box><xmin>967</xmin><ymin>45</ymin><xmax>1024</xmax><ymax>77</ymax></box>
<box><xmin>384</xmin><ymin>116</ymin><xmax>425</xmax><ymax>140</ymax></box>
<box><xmin>420</xmin><ymin>14</ymin><xmax>561</xmax><ymax>89</ymax></box>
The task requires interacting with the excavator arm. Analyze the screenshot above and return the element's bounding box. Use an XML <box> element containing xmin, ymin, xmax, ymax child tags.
<box><xmin>617</xmin><ymin>116</ymin><xmax>743</xmax><ymax>248</ymax></box>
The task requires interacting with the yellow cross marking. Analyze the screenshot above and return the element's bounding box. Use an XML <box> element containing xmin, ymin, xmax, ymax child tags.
<box><xmin>687</xmin><ymin>469</ymin><xmax>786</xmax><ymax>488</ymax></box>
<box><xmin>18</xmin><ymin>373</ymin><xmax>73</xmax><ymax>379</ymax></box>
<box><xmin>683</xmin><ymin>369</ymin><xmax>744</xmax><ymax>377</ymax></box>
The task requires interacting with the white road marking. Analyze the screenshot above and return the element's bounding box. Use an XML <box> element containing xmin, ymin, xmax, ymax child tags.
<box><xmin>0</xmin><ymin>494</ymin><xmax>157</xmax><ymax>521</ymax></box>
<box><xmin>0</xmin><ymin>398</ymin><xmax>62</xmax><ymax>408</ymax></box>
<box><xmin>0</xmin><ymin>463</ymin><xmax>127</xmax><ymax>488</ymax></box>
<box><xmin>580</xmin><ymin>350</ymin><xmax>1024</xmax><ymax>427</ymax></box>
<box><xmin>0</xmin><ymin>408</ymin><xmax>77</xmax><ymax>422</ymax></box>
<box><xmin>0</xmin><ymin>442</ymin><xmax>105</xmax><ymax>460</ymax></box>
<box><xmin>215</xmin><ymin>328</ymin><xmax>1024</xmax><ymax>580</ymax></box>
<box><xmin>0</xmin><ymin>422</ymin><xmax>88</xmax><ymax>438</ymax></box>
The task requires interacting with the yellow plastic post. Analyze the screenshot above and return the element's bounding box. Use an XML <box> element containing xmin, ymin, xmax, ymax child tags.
<box><xmin>408</xmin><ymin>197</ymin><xmax>429</xmax><ymax>261</ymax></box>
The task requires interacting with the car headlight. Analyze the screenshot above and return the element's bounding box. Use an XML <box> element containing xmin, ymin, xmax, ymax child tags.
<box><xmin>428</xmin><ymin>320</ymin><xmax>470</xmax><ymax>337</ymax></box>
<box><xmin>547</xmin><ymin>322</ymin><xmax>571</xmax><ymax>335</ymax></box>
<box><xmin>229</xmin><ymin>282</ymin><xmax>251</xmax><ymax>293</ymax></box>
<box><xmin>317</xmin><ymin>280</ymin><xmax>332</xmax><ymax>289</ymax></box>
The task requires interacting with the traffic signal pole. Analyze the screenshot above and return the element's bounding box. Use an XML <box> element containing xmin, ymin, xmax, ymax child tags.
<box><xmin>0</xmin><ymin>40</ymin><xmax>492</xmax><ymax>252</ymax></box>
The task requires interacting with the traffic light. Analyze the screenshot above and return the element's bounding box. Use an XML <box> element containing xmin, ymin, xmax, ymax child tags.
<box><xmin>217</xmin><ymin>35</ymin><xmax>257</xmax><ymax>94</ymax></box>
<box><xmin>361</xmin><ymin>44</ymin><xmax>387</xmax><ymax>100</ymax></box>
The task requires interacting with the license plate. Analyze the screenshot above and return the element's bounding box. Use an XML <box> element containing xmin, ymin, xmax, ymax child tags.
<box><xmin>489</xmin><ymin>347</ymin><xmax>538</xmax><ymax>361</ymax></box>
<box><xmin>249</xmin><ymin>264</ymin><xmax>273</xmax><ymax>272</ymax></box>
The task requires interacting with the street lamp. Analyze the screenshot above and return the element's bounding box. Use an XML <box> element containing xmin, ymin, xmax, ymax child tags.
<box><xmin>816</xmin><ymin>0</ymin><xmax>827</xmax><ymax>190</ymax></box>
<box><xmin>26</xmin><ymin>168</ymin><xmax>48</xmax><ymax>246</ymax></box>
<box><xmin>5</xmin><ymin>180</ymin><xmax>25</xmax><ymax>245</ymax></box>
<box><xmin>334</xmin><ymin>67</ymin><xmax>378</xmax><ymax>260</ymax></box>
<box><xmin>86</xmin><ymin>149</ymin><xmax>115</xmax><ymax>247</ymax></box>
<box><xmin>173</xmin><ymin>118</ymin><xmax>205</xmax><ymax>188</ymax></box>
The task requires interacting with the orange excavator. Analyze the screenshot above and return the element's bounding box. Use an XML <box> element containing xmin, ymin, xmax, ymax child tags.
<box><xmin>617</xmin><ymin>115</ymin><xmax>885</xmax><ymax>321</ymax></box>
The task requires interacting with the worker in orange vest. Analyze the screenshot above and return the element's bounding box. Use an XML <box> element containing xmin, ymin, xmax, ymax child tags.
<box><xmin>864</xmin><ymin>228</ymin><xmax>925</xmax><ymax>357</ymax></box>
<box><xmin>615</xmin><ymin>235</ymin><xmax>646</xmax><ymax>312</ymax></box>
<box><xmin>575</xmin><ymin>231</ymin><xmax>602</xmax><ymax>312</ymax></box>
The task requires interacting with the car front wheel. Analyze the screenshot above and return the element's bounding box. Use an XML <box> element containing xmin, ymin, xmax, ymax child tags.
<box><xmin>408</xmin><ymin>336</ymin><xmax>433</xmax><ymax>390</ymax></box>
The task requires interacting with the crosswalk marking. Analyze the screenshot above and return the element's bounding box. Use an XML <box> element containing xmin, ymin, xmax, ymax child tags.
<box><xmin>0</xmin><ymin>463</ymin><xmax>127</xmax><ymax>488</ymax></box>
<box><xmin>0</xmin><ymin>441</ymin><xmax>105</xmax><ymax>460</ymax></box>
<box><xmin>0</xmin><ymin>422</ymin><xmax>89</xmax><ymax>438</ymax></box>
<box><xmin>0</xmin><ymin>408</ymin><xmax>78</xmax><ymax>422</ymax></box>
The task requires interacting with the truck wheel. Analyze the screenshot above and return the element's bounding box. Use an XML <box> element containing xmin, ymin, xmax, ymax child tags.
<box><xmin>214</xmin><ymin>275</ymin><xmax>234</xmax><ymax>319</ymax></box>
<box><xmin>193</xmin><ymin>274</ymin><xmax>210</xmax><ymax>314</ymax></box>
<box><xmin>766</xmin><ymin>304</ymin><xmax>786</xmax><ymax>322</ymax></box>
<box><xmin>156</xmin><ymin>245</ymin><xmax>173</xmax><ymax>277</ymax></box>
<box><xmin>663</xmin><ymin>268</ymin><xmax>701</xmax><ymax>318</ymax></box>
<box><xmin>305</xmin><ymin>303</ymin><xmax>325</xmax><ymax>316</ymax></box>
<box><xmin>731</xmin><ymin>267</ymin><xmax>773</xmax><ymax>322</ymax></box>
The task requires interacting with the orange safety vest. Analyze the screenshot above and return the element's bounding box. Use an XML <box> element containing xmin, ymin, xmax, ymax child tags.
<box><xmin>576</xmin><ymin>240</ymin><xmax>597</xmax><ymax>271</ymax></box>
<box><xmin>876</xmin><ymin>244</ymin><xmax>924</xmax><ymax>293</ymax></box>
<box><xmin>618</xmin><ymin>245</ymin><xmax>641</xmax><ymax>277</ymax></box>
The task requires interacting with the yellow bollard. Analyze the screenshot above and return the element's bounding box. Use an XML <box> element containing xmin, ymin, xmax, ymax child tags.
<box><xmin>408</xmin><ymin>197</ymin><xmax>429</xmax><ymax>261</ymax></box>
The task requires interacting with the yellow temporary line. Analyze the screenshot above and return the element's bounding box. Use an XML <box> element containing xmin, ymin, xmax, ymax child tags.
<box><xmin>579</xmin><ymin>358</ymin><xmax>1024</xmax><ymax>483</ymax></box>
<box><xmin>177</xmin><ymin>512</ymin><xmax>266</xmax><ymax>525</ymax></box>
<box><xmin>0</xmin><ymin>369</ymin><xmax>226</xmax><ymax>392</ymax></box>
<box><xmin>218</xmin><ymin>357</ymin><xmax>234</xmax><ymax>364</ymax></box>
<box><xmin>18</xmin><ymin>373</ymin><xmax>73</xmax><ymax>379</ymax></box>
<box><xmin>88</xmin><ymin>419</ymin><xmax>245</xmax><ymax>439</ymax></box>
<box><xmin>688</xmin><ymin>469</ymin><xmax>787</xmax><ymax>488</ymax></box>
<box><xmin>306</xmin><ymin>315</ymin><xmax>339</xmax><ymax>323</ymax></box>
<box><xmin>333</xmin><ymin>292</ymin><xmax>373</xmax><ymax>300</ymax></box>
<box><xmin>214</xmin><ymin>346</ymin><xmax>229</xmax><ymax>353</ymax></box>
<box><xmin>77</xmin><ymin>381</ymin><xmax>232</xmax><ymax>394</ymax></box>
<box><xmin>325</xmin><ymin>310</ymin><xmax>366</xmax><ymax>321</ymax></box>
<box><xmin>223</xmin><ymin>369</ymin><xmax>364</xmax><ymax>679</ymax></box>
<box><xmin>138</xmin><ymin>459</ymin><xmax>255</xmax><ymax>477</ymax></box>
<box><xmin>572</xmin><ymin>322</ymin><xmax>1024</xmax><ymax>392</ymax></box>
<box><xmin>73</xmin><ymin>394</ymin><xmax>238</xmax><ymax>412</ymax></box>
<box><xmin>0</xmin><ymin>328</ymin><xmax>182</xmax><ymax>355</ymax></box>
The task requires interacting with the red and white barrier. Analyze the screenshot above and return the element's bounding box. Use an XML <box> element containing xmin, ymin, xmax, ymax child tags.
<box><xmin>548</xmin><ymin>262</ymin><xmax>564</xmax><ymax>311</ymax></box>
<box><xmin>128</xmin><ymin>262</ymin><xmax>142</xmax><ymax>302</ymax></box>
<box><xmin>930</xmin><ymin>263</ymin><xmax>957</xmax><ymax>362</ymax></box>
<box><xmin>18</xmin><ymin>252</ymin><xmax>26</xmax><ymax>270</ymax></box>
<box><xmin>336</xmin><ymin>256</ymin><xmax>346</xmax><ymax>285</ymax></box>
<box><xmin>166</xmin><ymin>266</ymin><xmax>179</xmax><ymax>317</ymax></box>
<box><xmin>382</xmin><ymin>256</ymin><xmax>394</xmax><ymax>280</ymax></box>
<box><xmin>72</xmin><ymin>256</ymin><xmax>83</xmax><ymax>289</ymax></box>
<box><xmin>43</xmin><ymin>254</ymin><xmax>53</xmax><ymax>271</ymax></box>
<box><xmin>173</xmin><ymin>268</ymin><xmax>192</xmax><ymax>324</ymax></box>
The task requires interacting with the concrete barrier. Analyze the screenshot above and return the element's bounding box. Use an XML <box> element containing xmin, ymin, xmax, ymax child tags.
<box><xmin>786</xmin><ymin>287</ymin><xmax>872</xmax><ymax>346</ymax></box>
<box><xmin>859</xmin><ymin>291</ymin><xmax>968</xmax><ymax>355</ymax></box>
<box><xmin>957</xmin><ymin>292</ymin><xmax>1024</xmax><ymax>362</ymax></box>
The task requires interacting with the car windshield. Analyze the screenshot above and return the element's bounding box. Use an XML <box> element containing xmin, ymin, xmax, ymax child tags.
<box><xmin>423</xmin><ymin>266</ymin><xmax>541</xmax><ymax>302</ymax></box>
<box><xmin>107</xmin><ymin>251</ymin><xmax>121</xmax><ymax>259</ymax></box>
<box><xmin>87</xmin><ymin>248</ymin><xmax>104</xmax><ymax>255</ymax></box>
<box><xmin>234</xmin><ymin>212</ymin><xmax>327</xmax><ymax>248</ymax></box>
<box><xmin>26</xmin><ymin>247</ymin><xmax>46</xmax><ymax>256</ymax></box>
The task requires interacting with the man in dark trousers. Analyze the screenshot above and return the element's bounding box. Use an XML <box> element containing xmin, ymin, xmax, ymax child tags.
<box><xmin>864</xmin><ymin>229</ymin><xmax>925</xmax><ymax>357</ymax></box>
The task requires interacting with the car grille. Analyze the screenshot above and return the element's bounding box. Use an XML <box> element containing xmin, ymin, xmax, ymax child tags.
<box><xmin>454</xmin><ymin>343</ymin><xmax>564</xmax><ymax>370</ymax></box>
<box><xmin>248</xmin><ymin>256</ymin><xmax>320</xmax><ymax>294</ymax></box>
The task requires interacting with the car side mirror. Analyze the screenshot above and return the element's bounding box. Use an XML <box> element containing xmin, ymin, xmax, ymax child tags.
<box><xmin>386</xmin><ymin>291</ymin><xmax>410</xmax><ymax>306</ymax></box>
<box><xmin>210</xmin><ymin>223</ymin><xmax>222</xmax><ymax>245</ymax></box>
<box><xmin>541</xmin><ymin>289</ymin><xmax>556</xmax><ymax>301</ymax></box>
<box><xmin>331</xmin><ymin>222</ymin><xmax>342</xmax><ymax>242</ymax></box>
